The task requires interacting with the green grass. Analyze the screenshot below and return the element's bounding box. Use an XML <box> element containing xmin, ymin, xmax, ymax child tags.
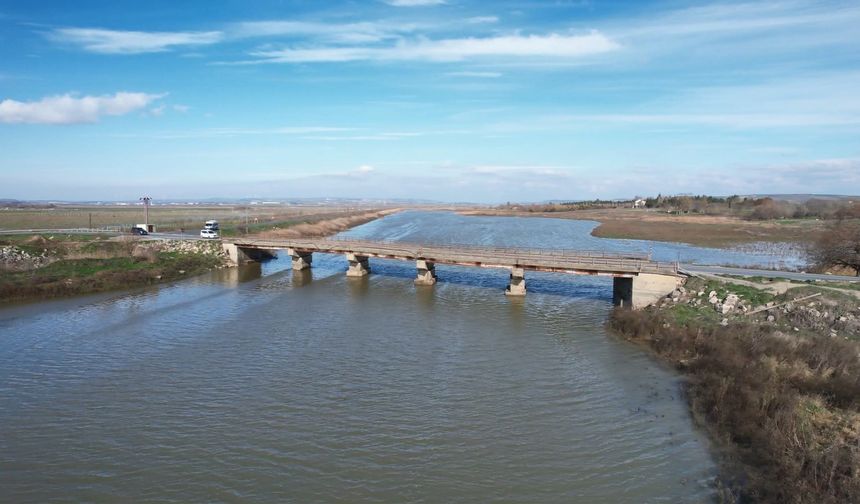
<box><xmin>700</xmin><ymin>278</ymin><xmax>775</xmax><ymax>306</ymax></box>
<box><xmin>0</xmin><ymin>250</ymin><xmax>224</xmax><ymax>302</ymax></box>
<box><xmin>666</xmin><ymin>303</ymin><xmax>721</xmax><ymax>326</ymax></box>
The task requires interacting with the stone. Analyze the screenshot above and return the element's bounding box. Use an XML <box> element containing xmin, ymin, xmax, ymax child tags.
<box><xmin>720</xmin><ymin>318</ymin><xmax>729</xmax><ymax>326</ymax></box>
<box><xmin>767</xmin><ymin>315</ymin><xmax>775</xmax><ymax>322</ymax></box>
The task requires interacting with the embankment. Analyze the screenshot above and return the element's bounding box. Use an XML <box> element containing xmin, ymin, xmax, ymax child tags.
<box><xmin>459</xmin><ymin>208</ymin><xmax>820</xmax><ymax>248</ymax></box>
<box><xmin>254</xmin><ymin>208</ymin><xmax>399</xmax><ymax>239</ymax></box>
<box><xmin>608</xmin><ymin>276</ymin><xmax>860</xmax><ymax>502</ymax></box>
<box><xmin>0</xmin><ymin>239</ymin><xmax>229</xmax><ymax>303</ymax></box>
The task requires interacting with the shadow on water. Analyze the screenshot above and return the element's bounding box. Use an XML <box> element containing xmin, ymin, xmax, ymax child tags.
<box><xmin>233</xmin><ymin>251</ymin><xmax>612</xmax><ymax>302</ymax></box>
<box><xmin>347</xmin><ymin>258</ymin><xmax>613</xmax><ymax>302</ymax></box>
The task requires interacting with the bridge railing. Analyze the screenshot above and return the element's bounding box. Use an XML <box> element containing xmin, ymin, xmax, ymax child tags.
<box><xmin>316</xmin><ymin>236</ymin><xmax>653</xmax><ymax>260</ymax></box>
<box><xmin>228</xmin><ymin>237</ymin><xmax>679</xmax><ymax>274</ymax></box>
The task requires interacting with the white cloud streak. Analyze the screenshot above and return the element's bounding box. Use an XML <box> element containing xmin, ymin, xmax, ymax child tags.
<box><xmin>0</xmin><ymin>92</ymin><xmax>165</xmax><ymax>124</ymax></box>
<box><xmin>230</xmin><ymin>21</ymin><xmax>417</xmax><ymax>43</ymax></box>
<box><xmin>49</xmin><ymin>28</ymin><xmax>223</xmax><ymax>54</ymax></box>
<box><xmin>383</xmin><ymin>0</ymin><xmax>446</xmax><ymax>6</ymax></box>
<box><xmin>247</xmin><ymin>31</ymin><xmax>619</xmax><ymax>63</ymax></box>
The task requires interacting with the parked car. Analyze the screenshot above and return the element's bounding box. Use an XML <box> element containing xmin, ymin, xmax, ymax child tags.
<box><xmin>200</xmin><ymin>229</ymin><xmax>219</xmax><ymax>239</ymax></box>
<box><xmin>131</xmin><ymin>227</ymin><xmax>148</xmax><ymax>235</ymax></box>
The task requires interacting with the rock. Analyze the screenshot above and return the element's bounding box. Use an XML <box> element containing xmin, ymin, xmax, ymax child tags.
<box><xmin>178</xmin><ymin>270</ymin><xmax>186</xmax><ymax>274</ymax></box>
<box><xmin>708</xmin><ymin>290</ymin><xmax>717</xmax><ymax>298</ymax></box>
<box><xmin>720</xmin><ymin>318</ymin><xmax>729</xmax><ymax>327</ymax></box>
<box><xmin>697</xmin><ymin>291</ymin><xmax>704</xmax><ymax>297</ymax></box>
<box><xmin>767</xmin><ymin>315</ymin><xmax>775</xmax><ymax>322</ymax></box>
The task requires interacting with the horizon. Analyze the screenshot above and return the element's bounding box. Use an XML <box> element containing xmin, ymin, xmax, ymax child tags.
<box><xmin>2</xmin><ymin>0</ymin><xmax>859</xmax><ymax>202</ymax></box>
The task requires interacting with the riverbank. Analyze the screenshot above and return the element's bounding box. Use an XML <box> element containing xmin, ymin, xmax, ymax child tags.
<box><xmin>0</xmin><ymin>238</ymin><xmax>229</xmax><ymax>303</ymax></box>
<box><xmin>253</xmin><ymin>208</ymin><xmax>400</xmax><ymax>239</ymax></box>
<box><xmin>608</xmin><ymin>276</ymin><xmax>860</xmax><ymax>502</ymax></box>
<box><xmin>460</xmin><ymin>208</ymin><xmax>823</xmax><ymax>248</ymax></box>
<box><xmin>0</xmin><ymin>210</ymin><xmax>398</xmax><ymax>303</ymax></box>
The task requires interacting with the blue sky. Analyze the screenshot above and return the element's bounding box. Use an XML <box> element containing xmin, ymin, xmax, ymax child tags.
<box><xmin>1</xmin><ymin>0</ymin><xmax>858</xmax><ymax>202</ymax></box>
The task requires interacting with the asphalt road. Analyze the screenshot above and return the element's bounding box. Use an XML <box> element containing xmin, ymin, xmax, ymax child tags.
<box><xmin>680</xmin><ymin>264</ymin><xmax>860</xmax><ymax>283</ymax></box>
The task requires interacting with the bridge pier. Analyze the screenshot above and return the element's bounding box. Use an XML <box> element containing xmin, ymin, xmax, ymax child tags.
<box><xmin>414</xmin><ymin>260</ymin><xmax>437</xmax><ymax>286</ymax></box>
<box><xmin>346</xmin><ymin>253</ymin><xmax>371</xmax><ymax>277</ymax></box>
<box><xmin>287</xmin><ymin>248</ymin><xmax>313</xmax><ymax>271</ymax></box>
<box><xmin>505</xmin><ymin>267</ymin><xmax>527</xmax><ymax>296</ymax></box>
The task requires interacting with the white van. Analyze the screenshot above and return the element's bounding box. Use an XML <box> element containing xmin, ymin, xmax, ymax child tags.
<box><xmin>204</xmin><ymin>220</ymin><xmax>219</xmax><ymax>231</ymax></box>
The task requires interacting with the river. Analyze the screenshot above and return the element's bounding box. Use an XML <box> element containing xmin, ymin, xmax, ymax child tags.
<box><xmin>0</xmin><ymin>211</ymin><xmax>748</xmax><ymax>502</ymax></box>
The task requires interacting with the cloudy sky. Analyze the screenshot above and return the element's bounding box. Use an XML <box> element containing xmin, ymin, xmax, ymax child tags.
<box><xmin>1</xmin><ymin>0</ymin><xmax>858</xmax><ymax>202</ymax></box>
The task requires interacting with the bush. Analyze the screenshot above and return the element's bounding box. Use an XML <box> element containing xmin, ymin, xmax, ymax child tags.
<box><xmin>609</xmin><ymin>309</ymin><xmax>860</xmax><ymax>502</ymax></box>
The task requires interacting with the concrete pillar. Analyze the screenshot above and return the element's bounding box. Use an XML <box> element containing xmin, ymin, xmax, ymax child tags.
<box><xmin>287</xmin><ymin>248</ymin><xmax>313</xmax><ymax>271</ymax></box>
<box><xmin>613</xmin><ymin>277</ymin><xmax>633</xmax><ymax>308</ymax></box>
<box><xmin>346</xmin><ymin>253</ymin><xmax>371</xmax><ymax>277</ymax></box>
<box><xmin>505</xmin><ymin>267</ymin><xmax>526</xmax><ymax>296</ymax></box>
<box><xmin>222</xmin><ymin>243</ymin><xmax>252</xmax><ymax>266</ymax></box>
<box><xmin>414</xmin><ymin>260</ymin><xmax>437</xmax><ymax>286</ymax></box>
<box><xmin>630</xmin><ymin>273</ymin><xmax>682</xmax><ymax>309</ymax></box>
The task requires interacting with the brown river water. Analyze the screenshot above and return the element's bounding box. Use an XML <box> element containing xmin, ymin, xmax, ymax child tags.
<box><xmin>0</xmin><ymin>212</ymin><xmax>727</xmax><ymax>502</ymax></box>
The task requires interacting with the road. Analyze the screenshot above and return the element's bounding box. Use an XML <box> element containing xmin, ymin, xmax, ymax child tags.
<box><xmin>680</xmin><ymin>264</ymin><xmax>860</xmax><ymax>283</ymax></box>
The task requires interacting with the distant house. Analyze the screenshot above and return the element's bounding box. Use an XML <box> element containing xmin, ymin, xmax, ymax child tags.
<box><xmin>633</xmin><ymin>198</ymin><xmax>646</xmax><ymax>208</ymax></box>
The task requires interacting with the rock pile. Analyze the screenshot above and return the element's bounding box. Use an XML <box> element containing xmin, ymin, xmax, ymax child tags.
<box><xmin>659</xmin><ymin>280</ymin><xmax>860</xmax><ymax>339</ymax></box>
<box><xmin>0</xmin><ymin>245</ymin><xmax>51</xmax><ymax>271</ymax></box>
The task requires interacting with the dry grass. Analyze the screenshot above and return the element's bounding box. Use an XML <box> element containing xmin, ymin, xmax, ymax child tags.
<box><xmin>609</xmin><ymin>309</ymin><xmax>860</xmax><ymax>502</ymax></box>
<box><xmin>0</xmin><ymin>204</ymin><xmax>379</xmax><ymax>232</ymax></box>
<box><xmin>461</xmin><ymin>208</ymin><xmax>824</xmax><ymax>247</ymax></box>
<box><xmin>255</xmin><ymin>209</ymin><xmax>399</xmax><ymax>238</ymax></box>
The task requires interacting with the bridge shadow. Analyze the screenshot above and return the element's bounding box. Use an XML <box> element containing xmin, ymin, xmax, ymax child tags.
<box><xmin>361</xmin><ymin>258</ymin><xmax>613</xmax><ymax>302</ymax></box>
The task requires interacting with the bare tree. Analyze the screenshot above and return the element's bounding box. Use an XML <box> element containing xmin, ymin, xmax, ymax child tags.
<box><xmin>811</xmin><ymin>221</ymin><xmax>860</xmax><ymax>276</ymax></box>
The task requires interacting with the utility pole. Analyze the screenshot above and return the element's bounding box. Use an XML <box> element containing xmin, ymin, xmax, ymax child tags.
<box><xmin>140</xmin><ymin>196</ymin><xmax>152</xmax><ymax>231</ymax></box>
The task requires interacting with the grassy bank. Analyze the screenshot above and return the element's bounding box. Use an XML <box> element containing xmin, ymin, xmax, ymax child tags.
<box><xmin>0</xmin><ymin>239</ymin><xmax>227</xmax><ymax>303</ymax></box>
<box><xmin>608</xmin><ymin>278</ymin><xmax>860</xmax><ymax>502</ymax></box>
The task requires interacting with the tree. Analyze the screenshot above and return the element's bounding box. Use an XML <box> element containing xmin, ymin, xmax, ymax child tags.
<box><xmin>811</xmin><ymin>221</ymin><xmax>860</xmax><ymax>276</ymax></box>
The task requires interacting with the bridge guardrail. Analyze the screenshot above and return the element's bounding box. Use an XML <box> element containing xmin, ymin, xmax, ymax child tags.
<box><xmin>228</xmin><ymin>237</ymin><xmax>679</xmax><ymax>274</ymax></box>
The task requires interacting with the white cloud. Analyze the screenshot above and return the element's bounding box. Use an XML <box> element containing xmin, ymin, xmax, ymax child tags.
<box><xmin>149</xmin><ymin>104</ymin><xmax>166</xmax><ymax>116</ymax></box>
<box><xmin>356</xmin><ymin>164</ymin><xmax>375</xmax><ymax>173</ymax></box>
<box><xmin>49</xmin><ymin>28</ymin><xmax>223</xmax><ymax>54</ymax></box>
<box><xmin>0</xmin><ymin>92</ymin><xmax>165</xmax><ymax>124</ymax></box>
<box><xmin>466</xmin><ymin>16</ymin><xmax>499</xmax><ymax>24</ymax></box>
<box><xmin>113</xmin><ymin>126</ymin><xmax>354</xmax><ymax>139</ymax></box>
<box><xmin>230</xmin><ymin>21</ymin><xmax>415</xmax><ymax>44</ymax></box>
<box><xmin>383</xmin><ymin>0</ymin><xmax>446</xmax><ymax>6</ymax></box>
<box><xmin>446</xmin><ymin>71</ymin><xmax>502</xmax><ymax>78</ymax></box>
<box><xmin>247</xmin><ymin>31</ymin><xmax>619</xmax><ymax>63</ymax></box>
<box><xmin>172</xmin><ymin>104</ymin><xmax>190</xmax><ymax>113</ymax></box>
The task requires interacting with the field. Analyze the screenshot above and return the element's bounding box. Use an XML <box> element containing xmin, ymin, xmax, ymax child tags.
<box><xmin>0</xmin><ymin>204</ymin><xmax>390</xmax><ymax>235</ymax></box>
<box><xmin>462</xmin><ymin>207</ymin><xmax>828</xmax><ymax>247</ymax></box>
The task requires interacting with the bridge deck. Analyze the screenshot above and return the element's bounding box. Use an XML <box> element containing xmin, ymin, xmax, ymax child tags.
<box><xmin>226</xmin><ymin>238</ymin><xmax>679</xmax><ymax>276</ymax></box>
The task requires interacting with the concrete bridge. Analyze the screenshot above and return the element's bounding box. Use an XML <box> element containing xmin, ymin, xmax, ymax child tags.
<box><xmin>222</xmin><ymin>238</ymin><xmax>682</xmax><ymax>308</ymax></box>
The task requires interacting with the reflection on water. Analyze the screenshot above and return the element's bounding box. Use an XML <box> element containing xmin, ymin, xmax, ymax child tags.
<box><xmin>0</xmin><ymin>211</ymin><xmax>720</xmax><ymax>503</ymax></box>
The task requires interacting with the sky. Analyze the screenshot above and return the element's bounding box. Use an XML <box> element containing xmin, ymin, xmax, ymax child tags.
<box><xmin>0</xmin><ymin>0</ymin><xmax>858</xmax><ymax>203</ymax></box>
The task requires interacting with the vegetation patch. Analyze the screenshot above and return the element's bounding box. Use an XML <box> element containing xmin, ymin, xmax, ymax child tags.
<box><xmin>0</xmin><ymin>241</ymin><xmax>226</xmax><ymax>303</ymax></box>
<box><xmin>609</xmin><ymin>277</ymin><xmax>860</xmax><ymax>502</ymax></box>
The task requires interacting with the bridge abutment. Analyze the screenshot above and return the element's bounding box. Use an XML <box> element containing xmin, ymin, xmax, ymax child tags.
<box><xmin>505</xmin><ymin>267</ymin><xmax>527</xmax><ymax>296</ymax></box>
<box><xmin>287</xmin><ymin>248</ymin><xmax>313</xmax><ymax>271</ymax></box>
<box><xmin>614</xmin><ymin>273</ymin><xmax>682</xmax><ymax>309</ymax></box>
<box><xmin>346</xmin><ymin>253</ymin><xmax>371</xmax><ymax>277</ymax></box>
<box><xmin>223</xmin><ymin>243</ymin><xmax>276</xmax><ymax>265</ymax></box>
<box><xmin>414</xmin><ymin>260</ymin><xmax>437</xmax><ymax>286</ymax></box>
